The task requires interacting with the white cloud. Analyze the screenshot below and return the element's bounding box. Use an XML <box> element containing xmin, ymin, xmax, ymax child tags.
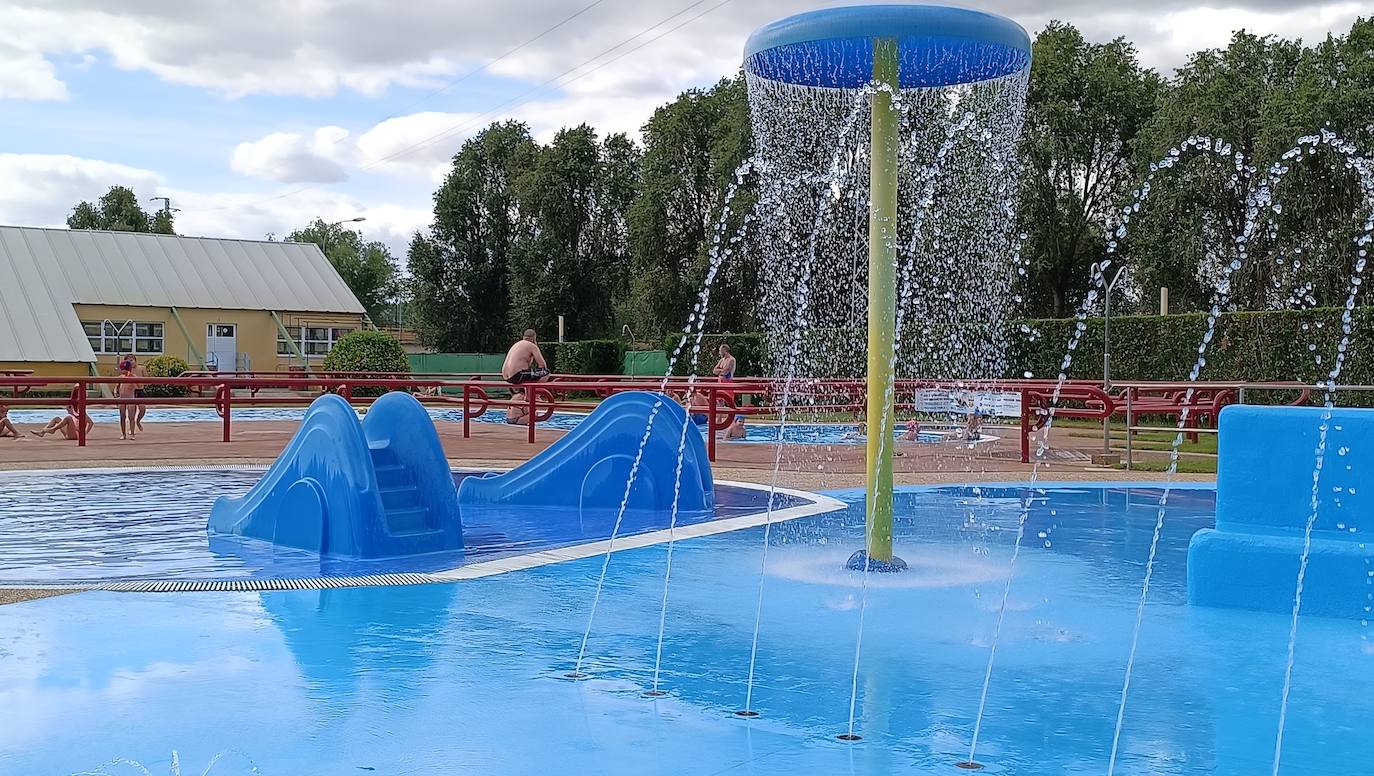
<box><xmin>231</xmin><ymin>112</ymin><xmax>480</xmax><ymax>184</ymax></box>
<box><xmin>0</xmin><ymin>152</ymin><xmax>430</xmax><ymax>257</ymax></box>
<box><xmin>231</xmin><ymin>127</ymin><xmax>354</xmax><ymax>184</ymax></box>
<box><xmin>0</xmin><ymin>42</ymin><xmax>67</xmax><ymax>100</ymax></box>
<box><xmin>0</xmin><ymin>153</ymin><xmax>161</xmax><ymax>226</ymax></box>
<box><xmin>0</xmin><ymin>0</ymin><xmax>1364</xmax><ymax>107</ymax></box>
<box><xmin>355</xmin><ymin>112</ymin><xmax>483</xmax><ymax>180</ymax></box>
<box><xmin>169</xmin><ymin>186</ymin><xmax>431</xmax><ymax>257</ymax></box>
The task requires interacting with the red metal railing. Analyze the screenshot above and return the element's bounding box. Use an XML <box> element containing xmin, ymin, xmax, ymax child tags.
<box><xmin>0</xmin><ymin>373</ymin><xmax>1316</xmax><ymax>462</ymax></box>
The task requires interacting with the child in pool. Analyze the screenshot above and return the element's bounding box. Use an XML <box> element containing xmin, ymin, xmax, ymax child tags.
<box><xmin>723</xmin><ymin>415</ymin><xmax>747</xmax><ymax>440</ymax></box>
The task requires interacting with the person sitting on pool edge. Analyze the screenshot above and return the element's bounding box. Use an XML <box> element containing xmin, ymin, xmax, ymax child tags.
<box><xmin>30</xmin><ymin>412</ymin><xmax>93</xmax><ymax>441</ymax></box>
<box><xmin>686</xmin><ymin>389</ymin><xmax>711</xmax><ymax>425</ymax></box>
<box><xmin>902</xmin><ymin>418</ymin><xmax>921</xmax><ymax>442</ymax></box>
<box><xmin>722</xmin><ymin>415</ymin><xmax>747</xmax><ymax>440</ymax></box>
<box><xmin>0</xmin><ymin>403</ymin><xmax>18</xmax><ymax>438</ymax></box>
<box><xmin>506</xmin><ymin>390</ymin><xmax>530</xmax><ymax>426</ymax></box>
<box><xmin>502</xmin><ymin>329</ymin><xmax>550</xmax><ymax>385</ymax></box>
<box><xmin>712</xmin><ymin>344</ymin><xmax>736</xmax><ymax>381</ymax></box>
<box><xmin>964</xmin><ymin>410</ymin><xmax>984</xmax><ymax>441</ymax></box>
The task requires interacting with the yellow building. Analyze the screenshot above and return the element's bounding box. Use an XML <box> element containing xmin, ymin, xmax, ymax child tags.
<box><xmin>0</xmin><ymin>226</ymin><xmax>368</xmax><ymax>377</ymax></box>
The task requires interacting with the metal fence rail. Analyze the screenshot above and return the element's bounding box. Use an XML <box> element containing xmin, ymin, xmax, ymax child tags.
<box><xmin>0</xmin><ymin>374</ymin><xmax>1336</xmax><ymax>463</ymax></box>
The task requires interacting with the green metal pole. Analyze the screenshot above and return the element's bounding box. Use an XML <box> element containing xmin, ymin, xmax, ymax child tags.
<box><xmin>865</xmin><ymin>38</ymin><xmax>899</xmax><ymax>562</ymax></box>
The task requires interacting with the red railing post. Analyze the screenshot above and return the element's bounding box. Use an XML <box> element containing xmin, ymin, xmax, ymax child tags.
<box><xmin>220</xmin><ymin>383</ymin><xmax>232</xmax><ymax>442</ymax></box>
<box><xmin>707</xmin><ymin>386</ymin><xmax>717</xmax><ymax>462</ymax></box>
<box><xmin>1019</xmin><ymin>389</ymin><xmax>1030</xmax><ymax>464</ymax></box>
<box><xmin>75</xmin><ymin>381</ymin><xmax>87</xmax><ymax>447</ymax></box>
<box><xmin>527</xmin><ymin>385</ymin><xmax>537</xmax><ymax>444</ymax></box>
<box><xmin>463</xmin><ymin>385</ymin><xmax>472</xmax><ymax>438</ymax></box>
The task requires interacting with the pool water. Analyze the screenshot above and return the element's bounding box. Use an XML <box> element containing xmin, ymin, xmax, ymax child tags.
<box><xmin>5</xmin><ymin>407</ymin><xmax>985</xmax><ymax>445</ymax></box>
<box><xmin>1</xmin><ymin>483</ymin><xmax>1369</xmax><ymax>774</ymax></box>
<box><xmin>0</xmin><ymin>469</ymin><xmax>809</xmax><ymax>585</ymax></box>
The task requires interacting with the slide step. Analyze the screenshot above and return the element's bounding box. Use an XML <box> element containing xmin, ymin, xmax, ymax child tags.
<box><xmin>386</xmin><ymin>506</ymin><xmax>431</xmax><ymax>534</ymax></box>
<box><xmin>373</xmin><ymin>463</ymin><xmax>410</xmax><ymax>488</ymax></box>
<box><xmin>380</xmin><ymin>485</ymin><xmax>421</xmax><ymax>510</ymax></box>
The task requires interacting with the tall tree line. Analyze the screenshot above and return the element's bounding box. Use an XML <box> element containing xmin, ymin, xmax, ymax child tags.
<box><xmin>408</xmin><ymin>18</ymin><xmax>1374</xmax><ymax>352</ymax></box>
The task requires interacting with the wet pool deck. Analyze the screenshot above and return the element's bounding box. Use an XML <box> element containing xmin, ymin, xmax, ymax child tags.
<box><xmin>0</xmin><ymin>415</ymin><xmax>1212</xmax><ymax>486</ymax></box>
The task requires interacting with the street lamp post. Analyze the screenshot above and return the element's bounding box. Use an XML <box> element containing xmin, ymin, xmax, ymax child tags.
<box><xmin>1102</xmin><ymin>263</ymin><xmax>1128</xmax><ymax>455</ymax></box>
<box><xmin>328</xmin><ymin>216</ymin><xmax>367</xmax><ymax>228</ymax></box>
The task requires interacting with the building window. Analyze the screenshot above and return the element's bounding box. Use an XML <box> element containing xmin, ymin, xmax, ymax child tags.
<box><xmin>83</xmin><ymin>320</ymin><xmax>163</xmax><ymax>355</ymax></box>
<box><xmin>278</xmin><ymin>326</ymin><xmax>354</xmax><ymax>358</ymax></box>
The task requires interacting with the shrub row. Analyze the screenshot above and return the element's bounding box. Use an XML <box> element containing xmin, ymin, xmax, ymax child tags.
<box><xmin>547</xmin><ymin>339</ymin><xmax>625</xmax><ymax>376</ymax></box>
<box><xmin>657</xmin><ymin>306</ymin><xmax>1374</xmax><ymax>386</ymax></box>
<box><xmin>662</xmin><ymin>332</ymin><xmax>768</xmax><ymax>377</ymax></box>
<box><xmin>1011</xmin><ymin>306</ymin><xmax>1374</xmax><ymax>385</ymax></box>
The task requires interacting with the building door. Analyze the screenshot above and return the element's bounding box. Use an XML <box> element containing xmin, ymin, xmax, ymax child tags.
<box><xmin>206</xmin><ymin>323</ymin><xmax>238</xmax><ymax>372</ymax></box>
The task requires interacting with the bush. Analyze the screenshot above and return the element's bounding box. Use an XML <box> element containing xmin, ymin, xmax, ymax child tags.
<box><xmin>657</xmin><ymin>307</ymin><xmax>1374</xmax><ymax>392</ymax></box>
<box><xmin>548</xmin><ymin>339</ymin><xmax>626</xmax><ymax>375</ymax></box>
<box><xmin>142</xmin><ymin>355</ymin><xmax>189</xmax><ymax>398</ymax></box>
<box><xmin>1009</xmin><ymin>306</ymin><xmax>1374</xmax><ymax>387</ymax></box>
<box><xmin>322</xmin><ymin>330</ymin><xmax>410</xmax><ymax>397</ymax></box>
<box><xmin>663</xmin><ymin>332</ymin><xmax>767</xmax><ymax>377</ymax></box>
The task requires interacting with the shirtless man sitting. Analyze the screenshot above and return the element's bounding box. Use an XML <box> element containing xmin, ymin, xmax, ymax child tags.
<box><xmin>502</xmin><ymin>329</ymin><xmax>550</xmax><ymax>385</ymax></box>
<box><xmin>30</xmin><ymin>412</ymin><xmax>93</xmax><ymax>440</ymax></box>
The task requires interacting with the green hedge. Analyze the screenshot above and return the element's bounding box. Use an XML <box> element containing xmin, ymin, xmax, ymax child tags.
<box><xmin>547</xmin><ymin>339</ymin><xmax>625</xmax><ymax>375</ymax></box>
<box><xmin>322</xmin><ymin>330</ymin><xmax>410</xmax><ymax>397</ymax></box>
<box><xmin>142</xmin><ymin>355</ymin><xmax>189</xmax><ymax>398</ymax></box>
<box><xmin>663</xmin><ymin>332</ymin><xmax>767</xmax><ymax>377</ymax></box>
<box><xmin>1011</xmin><ymin>307</ymin><xmax>1374</xmax><ymax>385</ymax></box>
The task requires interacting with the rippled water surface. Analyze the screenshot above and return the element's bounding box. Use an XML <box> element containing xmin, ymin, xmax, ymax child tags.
<box><xmin>0</xmin><ymin>469</ymin><xmax>806</xmax><ymax>584</ymax></box>
<box><xmin>2</xmin><ymin>484</ymin><xmax>1371</xmax><ymax>775</ymax></box>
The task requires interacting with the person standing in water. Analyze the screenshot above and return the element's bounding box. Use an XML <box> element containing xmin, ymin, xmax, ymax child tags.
<box><xmin>502</xmin><ymin>329</ymin><xmax>550</xmax><ymax>385</ymax></box>
<box><xmin>712</xmin><ymin>344</ymin><xmax>736</xmax><ymax>381</ymax></box>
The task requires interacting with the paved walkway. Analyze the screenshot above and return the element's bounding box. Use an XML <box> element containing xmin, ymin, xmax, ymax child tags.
<box><xmin>0</xmin><ymin>416</ymin><xmax>1211</xmax><ymax>485</ymax></box>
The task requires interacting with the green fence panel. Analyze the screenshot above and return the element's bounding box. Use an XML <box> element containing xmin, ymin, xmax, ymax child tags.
<box><xmin>622</xmin><ymin>350</ymin><xmax>669</xmax><ymax>376</ymax></box>
<box><xmin>408</xmin><ymin>353</ymin><xmax>506</xmax><ymax>376</ymax></box>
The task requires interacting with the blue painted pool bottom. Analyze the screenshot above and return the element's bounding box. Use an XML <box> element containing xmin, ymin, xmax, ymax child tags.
<box><xmin>0</xmin><ymin>469</ymin><xmax>809</xmax><ymax>586</ymax></box>
<box><xmin>1</xmin><ymin>484</ymin><xmax>1370</xmax><ymax>775</ymax></box>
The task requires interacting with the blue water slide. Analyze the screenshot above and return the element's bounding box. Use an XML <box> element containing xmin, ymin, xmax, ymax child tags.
<box><xmin>458</xmin><ymin>391</ymin><xmax>714</xmax><ymax>517</ymax></box>
<box><xmin>208</xmin><ymin>392</ymin><xmax>463</xmax><ymax>559</ymax></box>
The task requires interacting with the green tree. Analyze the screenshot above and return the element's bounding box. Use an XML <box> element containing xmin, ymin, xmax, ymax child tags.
<box><xmin>507</xmin><ymin>125</ymin><xmax>641</xmax><ymax>340</ymax></box>
<box><xmin>625</xmin><ymin>77</ymin><xmax>755</xmax><ymax>337</ymax></box>
<box><xmin>1017</xmin><ymin>23</ymin><xmax>1162</xmax><ymax>318</ymax></box>
<box><xmin>67</xmin><ymin>186</ymin><xmax>175</xmax><ymax>234</ymax></box>
<box><xmin>1130</xmin><ymin>22</ymin><xmax>1374</xmax><ymax>313</ymax></box>
<box><xmin>409</xmin><ymin>121</ymin><xmax>538</xmax><ymax>352</ymax></box>
<box><xmin>287</xmin><ymin>218</ymin><xmax>398</xmax><ymax>324</ymax></box>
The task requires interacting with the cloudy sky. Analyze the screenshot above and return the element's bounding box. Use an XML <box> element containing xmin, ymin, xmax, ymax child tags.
<box><xmin>0</xmin><ymin>0</ymin><xmax>1366</xmax><ymax>256</ymax></box>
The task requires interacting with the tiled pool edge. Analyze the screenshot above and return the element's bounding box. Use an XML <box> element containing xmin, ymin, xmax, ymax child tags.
<box><xmin>0</xmin><ymin>469</ymin><xmax>844</xmax><ymax>593</ymax></box>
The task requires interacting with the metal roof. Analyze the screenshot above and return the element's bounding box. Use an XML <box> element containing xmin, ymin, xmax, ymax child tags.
<box><xmin>0</xmin><ymin>226</ymin><xmax>366</xmax><ymax>363</ymax></box>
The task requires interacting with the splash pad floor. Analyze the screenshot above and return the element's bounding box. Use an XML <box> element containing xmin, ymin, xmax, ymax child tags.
<box><xmin>1</xmin><ymin>483</ymin><xmax>1368</xmax><ymax>775</ymax></box>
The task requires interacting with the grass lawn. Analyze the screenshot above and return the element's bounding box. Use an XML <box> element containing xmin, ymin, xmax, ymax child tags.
<box><xmin>1113</xmin><ymin>457</ymin><xmax>1218</xmax><ymax>474</ymax></box>
<box><xmin>1064</xmin><ymin>425</ymin><xmax>1218</xmax><ymax>455</ymax></box>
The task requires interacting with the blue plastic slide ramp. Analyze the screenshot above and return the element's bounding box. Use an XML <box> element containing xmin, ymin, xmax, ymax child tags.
<box><xmin>209</xmin><ymin>392</ymin><xmax>462</xmax><ymax>559</ymax></box>
<box><xmin>458</xmin><ymin>391</ymin><xmax>714</xmax><ymax>518</ymax></box>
